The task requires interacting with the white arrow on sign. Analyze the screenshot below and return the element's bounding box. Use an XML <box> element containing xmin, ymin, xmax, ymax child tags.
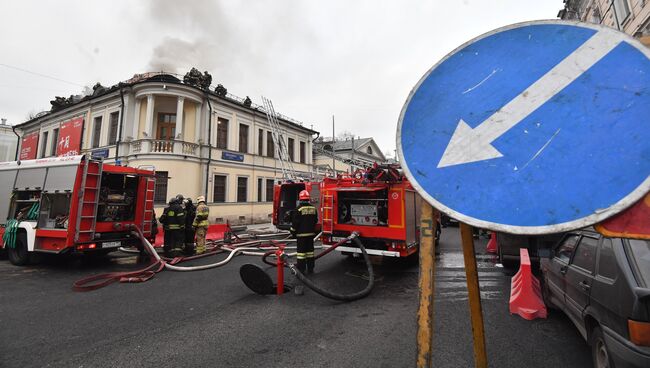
<box><xmin>438</xmin><ymin>29</ymin><xmax>629</xmax><ymax>168</ymax></box>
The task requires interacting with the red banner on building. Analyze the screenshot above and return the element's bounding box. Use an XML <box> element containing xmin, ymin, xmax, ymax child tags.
<box><xmin>595</xmin><ymin>193</ymin><xmax>650</xmax><ymax>239</ymax></box>
<box><xmin>57</xmin><ymin>117</ymin><xmax>84</xmax><ymax>156</ymax></box>
<box><xmin>19</xmin><ymin>132</ymin><xmax>39</xmax><ymax>160</ymax></box>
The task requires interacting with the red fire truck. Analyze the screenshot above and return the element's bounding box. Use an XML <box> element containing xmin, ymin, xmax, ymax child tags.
<box><xmin>273</xmin><ymin>164</ymin><xmax>437</xmax><ymax>257</ymax></box>
<box><xmin>0</xmin><ymin>155</ymin><xmax>156</xmax><ymax>265</ymax></box>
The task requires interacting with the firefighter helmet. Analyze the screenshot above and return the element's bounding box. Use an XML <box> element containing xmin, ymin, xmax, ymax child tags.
<box><xmin>299</xmin><ymin>190</ymin><xmax>310</xmax><ymax>201</ymax></box>
<box><xmin>196</xmin><ymin>195</ymin><xmax>206</xmax><ymax>203</ymax></box>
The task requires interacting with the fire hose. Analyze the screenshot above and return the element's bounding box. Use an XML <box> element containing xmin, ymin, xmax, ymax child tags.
<box><xmin>263</xmin><ymin>232</ymin><xmax>376</xmax><ymax>302</ymax></box>
<box><xmin>73</xmin><ymin>226</ymin><xmax>290</xmax><ymax>291</ymax></box>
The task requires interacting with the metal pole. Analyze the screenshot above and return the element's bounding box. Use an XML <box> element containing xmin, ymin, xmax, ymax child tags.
<box><xmin>332</xmin><ymin>115</ymin><xmax>335</xmax><ymax>174</ymax></box>
<box><xmin>459</xmin><ymin>222</ymin><xmax>488</xmax><ymax>368</ymax></box>
<box><xmin>416</xmin><ymin>203</ymin><xmax>437</xmax><ymax>367</ymax></box>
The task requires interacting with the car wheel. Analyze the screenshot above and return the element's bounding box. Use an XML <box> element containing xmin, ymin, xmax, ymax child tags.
<box><xmin>591</xmin><ymin>326</ymin><xmax>615</xmax><ymax>368</ymax></box>
<box><xmin>7</xmin><ymin>233</ymin><xmax>30</xmax><ymax>266</ymax></box>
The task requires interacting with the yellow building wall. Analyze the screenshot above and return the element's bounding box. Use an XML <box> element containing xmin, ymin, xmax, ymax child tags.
<box><xmin>138</xmin><ymin>99</ymin><xmax>148</xmax><ymax>139</ymax></box>
<box><xmin>183</xmin><ymin>102</ymin><xmax>196</xmax><ymax>141</ymax></box>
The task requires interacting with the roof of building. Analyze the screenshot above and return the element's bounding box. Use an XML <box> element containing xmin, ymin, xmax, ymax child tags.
<box><xmin>15</xmin><ymin>72</ymin><xmax>319</xmax><ymax>135</ymax></box>
<box><xmin>316</xmin><ymin>137</ymin><xmax>373</xmax><ymax>151</ymax></box>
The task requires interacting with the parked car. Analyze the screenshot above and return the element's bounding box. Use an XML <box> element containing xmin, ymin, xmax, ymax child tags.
<box><xmin>496</xmin><ymin>232</ymin><xmax>564</xmax><ymax>269</ymax></box>
<box><xmin>440</xmin><ymin>214</ymin><xmax>458</xmax><ymax>227</ymax></box>
<box><xmin>540</xmin><ymin>228</ymin><xmax>650</xmax><ymax>368</ymax></box>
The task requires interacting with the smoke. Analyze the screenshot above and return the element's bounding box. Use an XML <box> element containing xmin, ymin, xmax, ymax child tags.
<box><xmin>146</xmin><ymin>0</ymin><xmax>317</xmax><ymax>85</ymax></box>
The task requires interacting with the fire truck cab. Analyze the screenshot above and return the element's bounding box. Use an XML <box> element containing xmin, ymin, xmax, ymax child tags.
<box><xmin>0</xmin><ymin>155</ymin><xmax>156</xmax><ymax>266</ymax></box>
<box><xmin>272</xmin><ymin>181</ymin><xmax>322</xmax><ymax>231</ymax></box>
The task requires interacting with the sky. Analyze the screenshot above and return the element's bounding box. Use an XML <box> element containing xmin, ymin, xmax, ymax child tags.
<box><xmin>0</xmin><ymin>0</ymin><xmax>560</xmax><ymax>157</ymax></box>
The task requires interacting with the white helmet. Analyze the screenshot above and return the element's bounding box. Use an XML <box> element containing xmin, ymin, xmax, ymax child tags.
<box><xmin>196</xmin><ymin>196</ymin><xmax>206</xmax><ymax>203</ymax></box>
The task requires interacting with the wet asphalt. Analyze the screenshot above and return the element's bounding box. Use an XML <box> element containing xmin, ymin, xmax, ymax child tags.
<box><xmin>0</xmin><ymin>226</ymin><xmax>591</xmax><ymax>367</ymax></box>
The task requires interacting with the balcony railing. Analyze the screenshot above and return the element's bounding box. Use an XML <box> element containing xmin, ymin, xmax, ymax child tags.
<box><xmin>128</xmin><ymin>139</ymin><xmax>200</xmax><ymax>157</ymax></box>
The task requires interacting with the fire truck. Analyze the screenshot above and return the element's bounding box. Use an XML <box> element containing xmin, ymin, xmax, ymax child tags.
<box><xmin>273</xmin><ymin>164</ymin><xmax>438</xmax><ymax>257</ymax></box>
<box><xmin>0</xmin><ymin>155</ymin><xmax>156</xmax><ymax>266</ymax></box>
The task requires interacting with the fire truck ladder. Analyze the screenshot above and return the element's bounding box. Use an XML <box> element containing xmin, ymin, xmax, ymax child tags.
<box><xmin>261</xmin><ymin>96</ymin><xmax>297</xmax><ymax>181</ymax></box>
<box><xmin>74</xmin><ymin>157</ymin><xmax>103</xmax><ymax>242</ymax></box>
<box><xmin>141</xmin><ymin>176</ymin><xmax>156</xmax><ymax>234</ymax></box>
<box><xmin>321</xmin><ymin>190</ymin><xmax>335</xmax><ymax>235</ymax></box>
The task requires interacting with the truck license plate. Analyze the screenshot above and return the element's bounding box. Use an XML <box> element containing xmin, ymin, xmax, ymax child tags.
<box><xmin>103</xmin><ymin>241</ymin><xmax>121</xmax><ymax>248</ymax></box>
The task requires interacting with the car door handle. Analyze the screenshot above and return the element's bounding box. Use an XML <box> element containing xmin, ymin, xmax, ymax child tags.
<box><xmin>560</xmin><ymin>265</ymin><xmax>568</xmax><ymax>275</ymax></box>
<box><xmin>579</xmin><ymin>281</ymin><xmax>591</xmax><ymax>291</ymax></box>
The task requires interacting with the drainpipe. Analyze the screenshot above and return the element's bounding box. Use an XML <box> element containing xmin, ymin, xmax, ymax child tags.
<box><xmin>205</xmin><ymin>92</ymin><xmax>213</xmax><ymax>198</ymax></box>
<box><xmin>11</xmin><ymin>124</ymin><xmax>20</xmax><ymax>161</ymax></box>
<box><xmin>115</xmin><ymin>85</ymin><xmax>125</xmax><ymax>164</ymax></box>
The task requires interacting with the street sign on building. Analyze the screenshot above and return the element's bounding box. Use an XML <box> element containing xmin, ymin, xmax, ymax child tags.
<box><xmin>397</xmin><ymin>21</ymin><xmax>650</xmax><ymax>234</ymax></box>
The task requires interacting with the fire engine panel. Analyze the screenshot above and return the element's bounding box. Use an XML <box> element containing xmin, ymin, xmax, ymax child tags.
<box><xmin>0</xmin><ymin>155</ymin><xmax>156</xmax><ymax>266</ymax></box>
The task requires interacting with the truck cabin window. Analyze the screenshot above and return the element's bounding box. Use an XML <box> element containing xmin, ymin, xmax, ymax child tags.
<box><xmin>98</xmin><ymin>173</ymin><xmax>139</xmax><ymax>222</ymax></box>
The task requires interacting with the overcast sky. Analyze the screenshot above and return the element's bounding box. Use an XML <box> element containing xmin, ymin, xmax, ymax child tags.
<box><xmin>0</xmin><ymin>0</ymin><xmax>560</xmax><ymax>157</ymax></box>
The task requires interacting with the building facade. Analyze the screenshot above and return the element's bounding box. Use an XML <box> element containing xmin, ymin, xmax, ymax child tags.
<box><xmin>14</xmin><ymin>73</ymin><xmax>318</xmax><ymax>224</ymax></box>
<box><xmin>559</xmin><ymin>0</ymin><xmax>650</xmax><ymax>42</ymax></box>
<box><xmin>0</xmin><ymin>119</ymin><xmax>18</xmax><ymax>162</ymax></box>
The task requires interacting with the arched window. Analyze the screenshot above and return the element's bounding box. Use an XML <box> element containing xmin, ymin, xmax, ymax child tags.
<box><xmin>366</xmin><ymin>146</ymin><xmax>373</xmax><ymax>155</ymax></box>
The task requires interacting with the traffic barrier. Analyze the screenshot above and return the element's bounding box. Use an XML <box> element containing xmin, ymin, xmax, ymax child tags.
<box><xmin>509</xmin><ymin>248</ymin><xmax>547</xmax><ymax>320</ymax></box>
<box><xmin>154</xmin><ymin>224</ymin><xmax>230</xmax><ymax>246</ymax></box>
<box><xmin>486</xmin><ymin>232</ymin><xmax>497</xmax><ymax>254</ymax></box>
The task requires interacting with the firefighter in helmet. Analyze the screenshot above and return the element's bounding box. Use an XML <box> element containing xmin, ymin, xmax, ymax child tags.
<box><xmin>291</xmin><ymin>190</ymin><xmax>318</xmax><ymax>295</ymax></box>
<box><xmin>192</xmin><ymin>196</ymin><xmax>210</xmax><ymax>254</ymax></box>
<box><xmin>159</xmin><ymin>197</ymin><xmax>186</xmax><ymax>257</ymax></box>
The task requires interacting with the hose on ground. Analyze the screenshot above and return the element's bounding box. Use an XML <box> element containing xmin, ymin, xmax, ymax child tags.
<box><xmin>289</xmin><ymin>233</ymin><xmax>375</xmax><ymax>302</ymax></box>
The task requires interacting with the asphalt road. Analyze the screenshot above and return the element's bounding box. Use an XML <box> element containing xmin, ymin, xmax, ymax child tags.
<box><xmin>0</xmin><ymin>226</ymin><xmax>592</xmax><ymax>368</ymax></box>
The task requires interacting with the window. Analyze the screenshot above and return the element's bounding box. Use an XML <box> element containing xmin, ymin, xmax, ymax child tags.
<box><xmin>213</xmin><ymin>175</ymin><xmax>226</xmax><ymax>203</ymax></box>
<box><xmin>239</xmin><ymin>124</ymin><xmax>249</xmax><ymax>153</ymax></box>
<box><xmin>367</xmin><ymin>146</ymin><xmax>373</xmax><ymax>155</ymax></box>
<box><xmin>40</xmin><ymin>131</ymin><xmax>49</xmax><ymax>158</ymax></box>
<box><xmin>50</xmin><ymin>128</ymin><xmax>59</xmax><ymax>156</ymax></box>
<box><xmin>300</xmin><ymin>141</ymin><xmax>306</xmax><ymax>163</ymax></box>
<box><xmin>217</xmin><ymin>118</ymin><xmax>228</xmax><ymax>149</ymax></box>
<box><xmin>92</xmin><ymin>116</ymin><xmax>102</xmax><ymax>148</ymax></box>
<box><xmin>613</xmin><ymin>0</ymin><xmax>631</xmax><ymax>25</ymax></box>
<box><xmin>287</xmin><ymin>137</ymin><xmax>295</xmax><ymax>161</ymax></box>
<box><xmin>266</xmin><ymin>179</ymin><xmax>275</xmax><ymax>202</ymax></box>
<box><xmin>627</xmin><ymin>239</ymin><xmax>650</xmax><ymax>287</ymax></box>
<box><xmin>258</xmin><ymin>129</ymin><xmax>264</xmax><ymax>155</ymax></box>
<box><xmin>555</xmin><ymin>234</ymin><xmax>579</xmax><ymax>263</ymax></box>
<box><xmin>266</xmin><ymin>131</ymin><xmax>274</xmax><ymax>157</ymax></box>
<box><xmin>108</xmin><ymin>112</ymin><xmax>119</xmax><ymax>145</ymax></box>
<box><xmin>237</xmin><ymin>177</ymin><xmax>248</xmax><ymax>202</ymax></box>
<box><xmin>154</xmin><ymin>171</ymin><xmax>168</xmax><ymax>204</ymax></box>
<box><xmin>156</xmin><ymin>113</ymin><xmax>176</xmax><ymax>140</ymax></box>
<box><xmin>257</xmin><ymin>178</ymin><xmax>263</xmax><ymax>202</ymax></box>
<box><xmin>598</xmin><ymin>238</ymin><xmax>618</xmax><ymax>280</ymax></box>
<box><xmin>571</xmin><ymin>236</ymin><xmax>598</xmax><ymax>273</ymax></box>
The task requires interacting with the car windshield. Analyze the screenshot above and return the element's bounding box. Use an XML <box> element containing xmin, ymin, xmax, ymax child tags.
<box><xmin>627</xmin><ymin>239</ymin><xmax>650</xmax><ymax>288</ymax></box>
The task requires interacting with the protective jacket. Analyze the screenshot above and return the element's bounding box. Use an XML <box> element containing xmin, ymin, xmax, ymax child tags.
<box><xmin>160</xmin><ymin>203</ymin><xmax>186</xmax><ymax>231</ymax></box>
<box><xmin>291</xmin><ymin>203</ymin><xmax>318</xmax><ymax>238</ymax></box>
<box><xmin>193</xmin><ymin>203</ymin><xmax>209</xmax><ymax>228</ymax></box>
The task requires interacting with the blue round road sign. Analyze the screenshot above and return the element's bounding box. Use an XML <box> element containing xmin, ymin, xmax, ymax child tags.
<box><xmin>397</xmin><ymin>21</ymin><xmax>650</xmax><ymax>234</ymax></box>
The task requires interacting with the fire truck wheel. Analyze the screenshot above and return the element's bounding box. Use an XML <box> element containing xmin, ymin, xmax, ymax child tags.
<box><xmin>7</xmin><ymin>232</ymin><xmax>30</xmax><ymax>266</ymax></box>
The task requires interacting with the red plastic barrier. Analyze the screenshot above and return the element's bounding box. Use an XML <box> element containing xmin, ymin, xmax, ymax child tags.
<box><xmin>154</xmin><ymin>223</ymin><xmax>230</xmax><ymax>246</ymax></box>
<box><xmin>486</xmin><ymin>232</ymin><xmax>497</xmax><ymax>254</ymax></box>
<box><xmin>509</xmin><ymin>248</ymin><xmax>547</xmax><ymax>320</ymax></box>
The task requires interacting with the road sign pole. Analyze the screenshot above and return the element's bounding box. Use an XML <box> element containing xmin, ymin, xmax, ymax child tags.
<box><xmin>416</xmin><ymin>203</ymin><xmax>437</xmax><ymax>367</ymax></box>
<box><xmin>459</xmin><ymin>222</ymin><xmax>488</xmax><ymax>368</ymax></box>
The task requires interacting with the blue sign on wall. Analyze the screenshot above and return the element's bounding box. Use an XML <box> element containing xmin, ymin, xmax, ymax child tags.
<box><xmin>91</xmin><ymin>148</ymin><xmax>109</xmax><ymax>159</ymax></box>
<box><xmin>222</xmin><ymin>151</ymin><xmax>244</xmax><ymax>162</ymax></box>
<box><xmin>397</xmin><ymin>21</ymin><xmax>650</xmax><ymax>234</ymax></box>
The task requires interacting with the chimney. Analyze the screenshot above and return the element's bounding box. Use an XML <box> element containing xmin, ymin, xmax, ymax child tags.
<box><xmin>1</xmin><ymin>118</ymin><xmax>6</xmax><ymax>125</ymax></box>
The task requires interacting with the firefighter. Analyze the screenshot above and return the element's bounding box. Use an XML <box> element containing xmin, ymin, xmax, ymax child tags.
<box><xmin>184</xmin><ymin>197</ymin><xmax>196</xmax><ymax>255</ymax></box>
<box><xmin>159</xmin><ymin>197</ymin><xmax>186</xmax><ymax>257</ymax></box>
<box><xmin>192</xmin><ymin>196</ymin><xmax>209</xmax><ymax>254</ymax></box>
<box><xmin>291</xmin><ymin>190</ymin><xmax>318</xmax><ymax>295</ymax></box>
